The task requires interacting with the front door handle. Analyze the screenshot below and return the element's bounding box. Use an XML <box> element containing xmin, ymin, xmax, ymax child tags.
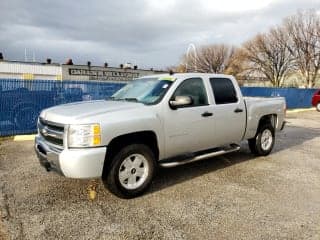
<box><xmin>201</xmin><ymin>111</ymin><xmax>213</xmax><ymax>117</ymax></box>
<box><xmin>234</xmin><ymin>108</ymin><xmax>244</xmax><ymax>113</ymax></box>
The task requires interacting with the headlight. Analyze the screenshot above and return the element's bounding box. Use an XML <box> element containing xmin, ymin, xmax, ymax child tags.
<box><xmin>68</xmin><ymin>124</ymin><xmax>101</xmax><ymax>147</ymax></box>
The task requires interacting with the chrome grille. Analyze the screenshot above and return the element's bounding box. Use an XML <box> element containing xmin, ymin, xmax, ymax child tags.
<box><xmin>38</xmin><ymin>118</ymin><xmax>64</xmax><ymax>148</ymax></box>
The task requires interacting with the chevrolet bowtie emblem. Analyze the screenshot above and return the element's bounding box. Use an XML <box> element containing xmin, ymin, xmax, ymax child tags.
<box><xmin>41</xmin><ymin>127</ymin><xmax>48</xmax><ymax>136</ymax></box>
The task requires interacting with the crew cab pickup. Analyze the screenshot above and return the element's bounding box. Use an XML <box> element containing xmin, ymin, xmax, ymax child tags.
<box><xmin>35</xmin><ymin>73</ymin><xmax>286</xmax><ymax>198</ymax></box>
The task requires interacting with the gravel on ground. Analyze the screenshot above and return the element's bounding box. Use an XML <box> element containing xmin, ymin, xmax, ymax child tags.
<box><xmin>0</xmin><ymin>111</ymin><xmax>319</xmax><ymax>240</ymax></box>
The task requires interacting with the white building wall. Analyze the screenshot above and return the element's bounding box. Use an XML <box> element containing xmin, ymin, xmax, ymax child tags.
<box><xmin>0</xmin><ymin>61</ymin><xmax>62</xmax><ymax>80</ymax></box>
<box><xmin>0</xmin><ymin>61</ymin><xmax>165</xmax><ymax>81</ymax></box>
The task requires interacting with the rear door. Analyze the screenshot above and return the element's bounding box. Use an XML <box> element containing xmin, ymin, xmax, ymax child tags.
<box><xmin>209</xmin><ymin>77</ymin><xmax>246</xmax><ymax>146</ymax></box>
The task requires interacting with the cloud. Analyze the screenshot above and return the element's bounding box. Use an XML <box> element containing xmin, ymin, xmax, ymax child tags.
<box><xmin>0</xmin><ymin>0</ymin><xmax>319</xmax><ymax>69</ymax></box>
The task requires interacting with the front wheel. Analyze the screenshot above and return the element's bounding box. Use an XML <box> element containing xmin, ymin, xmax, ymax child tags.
<box><xmin>103</xmin><ymin>144</ymin><xmax>156</xmax><ymax>198</ymax></box>
<box><xmin>248</xmin><ymin>124</ymin><xmax>275</xmax><ymax>156</ymax></box>
<box><xmin>316</xmin><ymin>103</ymin><xmax>320</xmax><ymax>112</ymax></box>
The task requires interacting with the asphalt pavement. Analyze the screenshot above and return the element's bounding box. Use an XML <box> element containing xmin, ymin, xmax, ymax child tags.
<box><xmin>0</xmin><ymin>110</ymin><xmax>319</xmax><ymax>240</ymax></box>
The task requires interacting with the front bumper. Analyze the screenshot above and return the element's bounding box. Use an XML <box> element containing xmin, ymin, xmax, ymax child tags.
<box><xmin>34</xmin><ymin>135</ymin><xmax>107</xmax><ymax>179</ymax></box>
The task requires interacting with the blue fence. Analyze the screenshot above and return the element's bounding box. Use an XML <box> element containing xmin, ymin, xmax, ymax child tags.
<box><xmin>0</xmin><ymin>79</ymin><xmax>125</xmax><ymax>136</ymax></box>
<box><xmin>0</xmin><ymin>79</ymin><xmax>318</xmax><ymax>136</ymax></box>
<box><xmin>241</xmin><ymin>87</ymin><xmax>318</xmax><ymax>109</ymax></box>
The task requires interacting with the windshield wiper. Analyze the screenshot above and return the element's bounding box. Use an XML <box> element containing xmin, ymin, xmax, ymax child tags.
<box><xmin>124</xmin><ymin>98</ymin><xmax>138</xmax><ymax>102</ymax></box>
<box><xmin>107</xmin><ymin>96</ymin><xmax>116</xmax><ymax>100</ymax></box>
<box><xmin>106</xmin><ymin>97</ymin><xmax>139</xmax><ymax>102</ymax></box>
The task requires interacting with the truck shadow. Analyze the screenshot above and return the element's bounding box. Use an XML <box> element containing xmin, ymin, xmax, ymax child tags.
<box><xmin>149</xmin><ymin>124</ymin><xmax>320</xmax><ymax>195</ymax></box>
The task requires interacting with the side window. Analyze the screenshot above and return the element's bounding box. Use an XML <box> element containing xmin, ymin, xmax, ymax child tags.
<box><xmin>210</xmin><ymin>78</ymin><xmax>238</xmax><ymax>104</ymax></box>
<box><xmin>173</xmin><ymin>78</ymin><xmax>208</xmax><ymax>107</ymax></box>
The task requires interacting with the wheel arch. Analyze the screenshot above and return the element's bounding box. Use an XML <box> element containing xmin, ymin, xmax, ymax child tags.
<box><xmin>102</xmin><ymin>131</ymin><xmax>159</xmax><ymax>177</ymax></box>
<box><xmin>246</xmin><ymin>113</ymin><xmax>277</xmax><ymax>141</ymax></box>
<box><xmin>248</xmin><ymin>119</ymin><xmax>276</xmax><ymax>156</ymax></box>
<box><xmin>258</xmin><ymin>114</ymin><xmax>277</xmax><ymax>129</ymax></box>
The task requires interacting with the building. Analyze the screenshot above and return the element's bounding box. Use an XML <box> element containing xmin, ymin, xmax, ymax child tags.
<box><xmin>62</xmin><ymin>64</ymin><xmax>162</xmax><ymax>82</ymax></box>
<box><xmin>0</xmin><ymin>58</ymin><xmax>165</xmax><ymax>82</ymax></box>
<box><xmin>0</xmin><ymin>60</ymin><xmax>62</xmax><ymax>80</ymax></box>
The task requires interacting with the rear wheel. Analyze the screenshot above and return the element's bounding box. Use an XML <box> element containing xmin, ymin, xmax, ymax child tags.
<box><xmin>103</xmin><ymin>144</ymin><xmax>156</xmax><ymax>198</ymax></box>
<box><xmin>316</xmin><ymin>102</ymin><xmax>320</xmax><ymax>112</ymax></box>
<box><xmin>248</xmin><ymin>123</ymin><xmax>275</xmax><ymax>156</ymax></box>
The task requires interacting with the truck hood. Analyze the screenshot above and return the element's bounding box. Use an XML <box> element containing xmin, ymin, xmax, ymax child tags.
<box><xmin>40</xmin><ymin>100</ymin><xmax>145</xmax><ymax>123</ymax></box>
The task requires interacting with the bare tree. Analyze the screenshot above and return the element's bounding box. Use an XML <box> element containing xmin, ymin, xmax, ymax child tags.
<box><xmin>166</xmin><ymin>64</ymin><xmax>187</xmax><ymax>73</ymax></box>
<box><xmin>284</xmin><ymin>10</ymin><xmax>320</xmax><ymax>88</ymax></box>
<box><xmin>242</xmin><ymin>26</ymin><xmax>294</xmax><ymax>87</ymax></box>
<box><xmin>224</xmin><ymin>48</ymin><xmax>247</xmax><ymax>77</ymax></box>
<box><xmin>182</xmin><ymin>44</ymin><xmax>236</xmax><ymax>73</ymax></box>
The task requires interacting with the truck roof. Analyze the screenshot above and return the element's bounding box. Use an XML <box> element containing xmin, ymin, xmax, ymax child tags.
<box><xmin>139</xmin><ymin>72</ymin><xmax>234</xmax><ymax>80</ymax></box>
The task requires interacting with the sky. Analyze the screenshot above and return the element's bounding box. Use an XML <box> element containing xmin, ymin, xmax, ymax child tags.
<box><xmin>0</xmin><ymin>0</ymin><xmax>319</xmax><ymax>70</ymax></box>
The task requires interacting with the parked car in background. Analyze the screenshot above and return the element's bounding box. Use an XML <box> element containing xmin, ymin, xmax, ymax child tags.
<box><xmin>0</xmin><ymin>86</ymin><xmax>84</xmax><ymax>131</ymax></box>
<box><xmin>312</xmin><ymin>90</ymin><xmax>320</xmax><ymax>112</ymax></box>
<box><xmin>0</xmin><ymin>87</ymin><xmax>55</xmax><ymax>130</ymax></box>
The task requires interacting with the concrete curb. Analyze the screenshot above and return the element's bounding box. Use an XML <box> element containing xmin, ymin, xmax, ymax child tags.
<box><xmin>0</xmin><ymin>136</ymin><xmax>13</xmax><ymax>141</ymax></box>
<box><xmin>0</xmin><ymin>135</ymin><xmax>36</xmax><ymax>142</ymax></box>
<box><xmin>287</xmin><ymin>108</ymin><xmax>315</xmax><ymax>113</ymax></box>
<box><xmin>13</xmin><ymin>135</ymin><xmax>36</xmax><ymax>141</ymax></box>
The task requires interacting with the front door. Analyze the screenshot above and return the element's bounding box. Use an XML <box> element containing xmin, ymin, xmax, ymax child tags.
<box><xmin>163</xmin><ymin>78</ymin><xmax>216</xmax><ymax>158</ymax></box>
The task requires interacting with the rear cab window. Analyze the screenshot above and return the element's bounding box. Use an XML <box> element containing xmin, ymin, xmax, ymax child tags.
<box><xmin>209</xmin><ymin>78</ymin><xmax>238</xmax><ymax>105</ymax></box>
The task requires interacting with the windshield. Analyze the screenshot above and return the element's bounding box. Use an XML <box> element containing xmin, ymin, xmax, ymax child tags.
<box><xmin>110</xmin><ymin>77</ymin><xmax>174</xmax><ymax>104</ymax></box>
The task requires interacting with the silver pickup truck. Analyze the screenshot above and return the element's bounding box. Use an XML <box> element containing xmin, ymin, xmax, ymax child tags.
<box><xmin>35</xmin><ymin>73</ymin><xmax>286</xmax><ymax>198</ymax></box>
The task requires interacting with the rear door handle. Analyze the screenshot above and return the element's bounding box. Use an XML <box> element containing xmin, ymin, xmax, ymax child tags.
<box><xmin>234</xmin><ymin>108</ymin><xmax>243</xmax><ymax>113</ymax></box>
<box><xmin>201</xmin><ymin>111</ymin><xmax>213</xmax><ymax>117</ymax></box>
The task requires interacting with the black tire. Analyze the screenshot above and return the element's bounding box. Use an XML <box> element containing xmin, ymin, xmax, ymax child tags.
<box><xmin>248</xmin><ymin>123</ymin><xmax>275</xmax><ymax>156</ymax></box>
<box><xmin>316</xmin><ymin>103</ymin><xmax>320</xmax><ymax>112</ymax></box>
<box><xmin>248</xmin><ymin>138</ymin><xmax>258</xmax><ymax>154</ymax></box>
<box><xmin>103</xmin><ymin>144</ymin><xmax>156</xmax><ymax>199</ymax></box>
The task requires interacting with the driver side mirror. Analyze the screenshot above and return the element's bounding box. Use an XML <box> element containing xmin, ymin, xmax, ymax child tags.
<box><xmin>169</xmin><ymin>96</ymin><xmax>193</xmax><ymax>109</ymax></box>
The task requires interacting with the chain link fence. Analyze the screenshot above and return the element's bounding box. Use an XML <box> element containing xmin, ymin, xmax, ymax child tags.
<box><xmin>0</xmin><ymin>79</ymin><xmax>125</xmax><ymax>136</ymax></box>
<box><xmin>0</xmin><ymin>79</ymin><xmax>318</xmax><ymax>136</ymax></box>
<box><xmin>241</xmin><ymin>87</ymin><xmax>318</xmax><ymax>109</ymax></box>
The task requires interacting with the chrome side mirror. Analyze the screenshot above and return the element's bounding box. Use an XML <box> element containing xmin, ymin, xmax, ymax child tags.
<box><xmin>169</xmin><ymin>96</ymin><xmax>193</xmax><ymax>109</ymax></box>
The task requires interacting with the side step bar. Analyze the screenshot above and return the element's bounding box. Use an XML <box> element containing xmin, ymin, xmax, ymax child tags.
<box><xmin>159</xmin><ymin>144</ymin><xmax>240</xmax><ymax>168</ymax></box>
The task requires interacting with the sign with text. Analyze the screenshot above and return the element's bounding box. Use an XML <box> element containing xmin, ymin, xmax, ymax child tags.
<box><xmin>68</xmin><ymin>68</ymin><xmax>140</xmax><ymax>81</ymax></box>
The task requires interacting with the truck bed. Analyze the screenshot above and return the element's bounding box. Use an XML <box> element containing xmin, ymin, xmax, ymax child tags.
<box><xmin>243</xmin><ymin>96</ymin><xmax>286</xmax><ymax>140</ymax></box>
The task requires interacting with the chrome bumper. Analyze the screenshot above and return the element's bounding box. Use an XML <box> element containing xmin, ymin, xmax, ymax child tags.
<box><xmin>34</xmin><ymin>135</ymin><xmax>107</xmax><ymax>179</ymax></box>
<box><xmin>34</xmin><ymin>135</ymin><xmax>64</xmax><ymax>175</ymax></box>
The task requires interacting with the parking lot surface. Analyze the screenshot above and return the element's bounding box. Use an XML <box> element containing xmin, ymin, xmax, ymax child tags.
<box><xmin>0</xmin><ymin>111</ymin><xmax>320</xmax><ymax>240</ymax></box>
